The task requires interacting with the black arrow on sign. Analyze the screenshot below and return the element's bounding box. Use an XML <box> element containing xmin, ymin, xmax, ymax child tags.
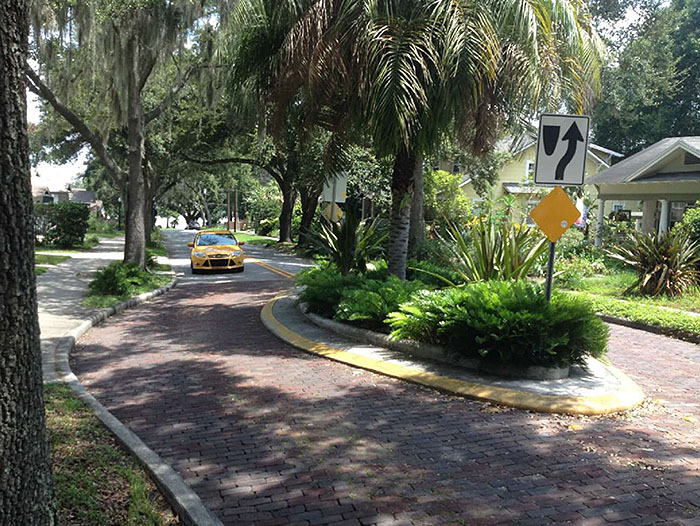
<box><xmin>555</xmin><ymin>122</ymin><xmax>584</xmax><ymax>180</ymax></box>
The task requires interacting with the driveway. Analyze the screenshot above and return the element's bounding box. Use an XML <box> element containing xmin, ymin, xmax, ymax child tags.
<box><xmin>72</xmin><ymin>231</ymin><xmax>700</xmax><ymax>525</ymax></box>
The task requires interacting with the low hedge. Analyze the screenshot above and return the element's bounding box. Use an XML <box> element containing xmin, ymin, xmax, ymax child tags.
<box><xmin>297</xmin><ymin>265</ymin><xmax>428</xmax><ymax>331</ymax></box>
<box><xmin>584</xmin><ymin>294</ymin><xmax>700</xmax><ymax>336</ymax></box>
<box><xmin>297</xmin><ymin>265</ymin><xmax>608</xmax><ymax>368</ymax></box>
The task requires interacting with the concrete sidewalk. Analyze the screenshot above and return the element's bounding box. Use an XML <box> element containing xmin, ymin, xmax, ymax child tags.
<box><xmin>37</xmin><ymin>237</ymin><xmax>124</xmax><ymax>382</ymax></box>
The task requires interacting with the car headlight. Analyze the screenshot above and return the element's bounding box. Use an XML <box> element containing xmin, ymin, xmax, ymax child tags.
<box><xmin>231</xmin><ymin>250</ymin><xmax>242</xmax><ymax>256</ymax></box>
<box><xmin>194</xmin><ymin>251</ymin><xmax>207</xmax><ymax>258</ymax></box>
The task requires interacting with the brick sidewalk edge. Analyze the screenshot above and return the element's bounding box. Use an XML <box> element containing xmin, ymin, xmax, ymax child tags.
<box><xmin>50</xmin><ymin>279</ymin><xmax>224</xmax><ymax>526</ymax></box>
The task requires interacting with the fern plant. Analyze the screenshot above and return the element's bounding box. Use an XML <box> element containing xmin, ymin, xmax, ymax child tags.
<box><xmin>607</xmin><ymin>230</ymin><xmax>700</xmax><ymax>296</ymax></box>
<box><xmin>387</xmin><ymin>281</ymin><xmax>608</xmax><ymax>367</ymax></box>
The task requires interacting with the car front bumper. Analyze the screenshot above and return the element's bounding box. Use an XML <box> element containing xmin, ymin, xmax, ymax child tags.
<box><xmin>191</xmin><ymin>255</ymin><xmax>244</xmax><ymax>270</ymax></box>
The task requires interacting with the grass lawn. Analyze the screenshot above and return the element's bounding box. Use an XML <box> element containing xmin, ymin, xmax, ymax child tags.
<box><xmin>87</xmin><ymin>230</ymin><xmax>123</xmax><ymax>239</ymax></box>
<box><xmin>36</xmin><ymin>236</ymin><xmax>100</xmax><ymax>253</ymax></box>
<box><xmin>83</xmin><ymin>273</ymin><xmax>172</xmax><ymax>309</ymax></box>
<box><xmin>566</xmin><ymin>270</ymin><xmax>700</xmax><ymax>313</ymax></box>
<box><xmin>235</xmin><ymin>232</ymin><xmax>277</xmax><ymax>245</ymax></box>
<box><xmin>36</xmin><ymin>254</ymin><xmax>71</xmax><ymax>266</ymax></box>
<box><xmin>35</xmin><ymin>253</ymin><xmax>71</xmax><ymax>276</ymax></box>
<box><xmin>45</xmin><ymin>383</ymin><xmax>178</xmax><ymax>525</ymax></box>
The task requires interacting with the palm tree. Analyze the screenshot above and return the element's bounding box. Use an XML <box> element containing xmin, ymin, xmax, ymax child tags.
<box><xmin>272</xmin><ymin>0</ymin><xmax>603</xmax><ymax>277</ymax></box>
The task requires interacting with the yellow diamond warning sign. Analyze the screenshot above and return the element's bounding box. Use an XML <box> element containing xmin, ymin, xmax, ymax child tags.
<box><xmin>529</xmin><ymin>186</ymin><xmax>581</xmax><ymax>242</ymax></box>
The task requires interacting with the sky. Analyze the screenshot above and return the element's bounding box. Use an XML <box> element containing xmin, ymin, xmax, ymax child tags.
<box><xmin>27</xmin><ymin>90</ymin><xmax>88</xmax><ymax>191</ymax></box>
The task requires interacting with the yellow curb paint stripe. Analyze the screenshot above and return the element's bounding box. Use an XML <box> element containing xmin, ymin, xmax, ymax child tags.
<box><xmin>261</xmin><ymin>296</ymin><xmax>645</xmax><ymax>415</ymax></box>
<box><xmin>246</xmin><ymin>257</ymin><xmax>295</xmax><ymax>278</ymax></box>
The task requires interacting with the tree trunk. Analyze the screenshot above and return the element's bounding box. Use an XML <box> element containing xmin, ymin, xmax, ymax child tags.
<box><xmin>298</xmin><ymin>186</ymin><xmax>321</xmax><ymax>246</ymax></box>
<box><xmin>0</xmin><ymin>2</ymin><xmax>58</xmax><ymax>522</ymax></box>
<box><xmin>408</xmin><ymin>152</ymin><xmax>424</xmax><ymax>257</ymax></box>
<box><xmin>387</xmin><ymin>147</ymin><xmax>416</xmax><ymax>279</ymax></box>
<box><xmin>123</xmin><ymin>37</ymin><xmax>147</xmax><ymax>270</ymax></box>
<box><xmin>279</xmin><ymin>181</ymin><xmax>296</xmax><ymax>243</ymax></box>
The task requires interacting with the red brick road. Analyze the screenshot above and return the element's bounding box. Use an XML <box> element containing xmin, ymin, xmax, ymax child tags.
<box><xmin>73</xmin><ymin>280</ymin><xmax>700</xmax><ymax>525</ymax></box>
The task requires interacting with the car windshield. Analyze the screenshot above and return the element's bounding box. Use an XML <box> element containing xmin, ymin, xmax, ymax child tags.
<box><xmin>195</xmin><ymin>233</ymin><xmax>238</xmax><ymax>246</ymax></box>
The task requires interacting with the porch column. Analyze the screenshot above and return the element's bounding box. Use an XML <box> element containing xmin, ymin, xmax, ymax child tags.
<box><xmin>595</xmin><ymin>199</ymin><xmax>605</xmax><ymax>248</ymax></box>
<box><xmin>658</xmin><ymin>199</ymin><xmax>670</xmax><ymax>239</ymax></box>
<box><xmin>641</xmin><ymin>200</ymin><xmax>656</xmax><ymax>234</ymax></box>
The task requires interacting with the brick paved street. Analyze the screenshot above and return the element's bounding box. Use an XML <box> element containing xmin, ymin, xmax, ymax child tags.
<box><xmin>73</xmin><ymin>279</ymin><xmax>700</xmax><ymax>525</ymax></box>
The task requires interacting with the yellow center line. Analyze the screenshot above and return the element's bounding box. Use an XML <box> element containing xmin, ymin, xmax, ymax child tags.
<box><xmin>245</xmin><ymin>257</ymin><xmax>295</xmax><ymax>279</ymax></box>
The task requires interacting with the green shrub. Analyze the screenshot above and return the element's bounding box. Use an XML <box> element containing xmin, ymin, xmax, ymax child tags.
<box><xmin>557</xmin><ymin>227</ymin><xmax>595</xmax><ymax>259</ymax></box>
<box><xmin>257</xmin><ymin>218</ymin><xmax>279</xmax><ymax>236</ymax></box>
<box><xmin>675</xmin><ymin>202</ymin><xmax>700</xmax><ymax>244</ymax></box>
<box><xmin>87</xmin><ymin>213</ymin><xmax>117</xmax><ymax>234</ymax></box>
<box><xmin>35</xmin><ymin>201</ymin><xmax>90</xmax><ymax>248</ymax></box>
<box><xmin>334</xmin><ymin>276</ymin><xmax>428</xmax><ymax>330</ymax></box>
<box><xmin>297</xmin><ymin>265</ymin><xmax>364</xmax><ymax>314</ymax></box>
<box><xmin>607</xmin><ymin>230</ymin><xmax>700</xmax><ymax>296</ymax></box>
<box><xmin>440</xmin><ymin>218</ymin><xmax>548</xmax><ymax>282</ymax></box>
<box><xmin>556</xmin><ymin>255</ymin><xmax>607</xmax><ymax>289</ymax></box>
<box><xmin>387</xmin><ymin>281</ymin><xmax>608</xmax><ymax>367</ymax></box>
<box><xmin>89</xmin><ymin>262</ymin><xmax>145</xmax><ymax>297</ymax></box>
<box><xmin>412</xmin><ymin>237</ymin><xmax>451</xmax><ymax>266</ymax></box>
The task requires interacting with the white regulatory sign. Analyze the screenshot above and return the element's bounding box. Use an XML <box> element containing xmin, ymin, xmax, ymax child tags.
<box><xmin>534</xmin><ymin>113</ymin><xmax>590</xmax><ymax>186</ymax></box>
<box><xmin>321</xmin><ymin>174</ymin><xmax>348</xmax><ymax>203</ymax></box>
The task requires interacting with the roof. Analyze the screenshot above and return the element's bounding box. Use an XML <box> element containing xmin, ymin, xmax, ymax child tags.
<box><xmin>69</xmin><ymin>190</ymin><xmax>96</xmax><ymax>203</ymax></box>
<box><xmin>586</xmin><ymin>137</ymin><xmax>700</xmax><ymax>185</ymax></box>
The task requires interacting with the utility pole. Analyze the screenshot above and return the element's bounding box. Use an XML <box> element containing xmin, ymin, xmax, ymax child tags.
<box><xmin>227</xmin><ymin>181</ymin><xmax>232</xmax><ymax>230</ymax></box>
<box><xmin>234</xmin><ymin>187</ymin><xmax>239</xmax><ymax>232</ymax></box>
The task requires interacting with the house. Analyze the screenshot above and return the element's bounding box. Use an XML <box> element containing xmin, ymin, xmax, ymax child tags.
<box><xmin>456</xmin><ymin>137</ymin><xmax>622</xmax><ymax>223</ymax></box>
<box><xmin>586</xmin><ymin>137</ymin><xmax>700</xmax><ymax>246</ymax></box>
<box><xmin>31</xmin><ymin>183</ymin><xmax>102</xmax><ymax>212</ymax></box>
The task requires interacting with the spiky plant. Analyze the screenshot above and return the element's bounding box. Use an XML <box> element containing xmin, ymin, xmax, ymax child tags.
<box><xmin>608</xmin><ymin>231</ymin><xmax>700</xmax><ymax>297</ymax></box>
<box><xmin>310</xmin><ymin>208</ymin><xmax>388</xmax><ymax>275</ymax></box>
<box><xmin>440</xmin><ymin>218</ymin><xmax>548</xmax><ymax>282</ymax></box>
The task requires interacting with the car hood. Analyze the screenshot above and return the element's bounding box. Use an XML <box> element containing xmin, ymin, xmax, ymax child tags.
<box><xmin>193</xmin><ymin>245</ymin><xmax>243</xmax><ymax>254</ymax></box>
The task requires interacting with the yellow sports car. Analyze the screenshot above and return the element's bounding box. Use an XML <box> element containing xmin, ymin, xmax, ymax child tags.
<box><xmin>188</xmin><ymin>230</ymin><xmax>245</xmax><ymax>274</ymax></box>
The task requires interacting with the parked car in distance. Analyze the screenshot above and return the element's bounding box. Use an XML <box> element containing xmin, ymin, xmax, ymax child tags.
<box><xmin>188</xmin><ymin>230</ymin><xmax>245</xmax><ymax>274</ymax></box>
<box><xmin>187</xmin><ymin>220</ymin><xmax>201</xmax><ymax>230</ymax></box>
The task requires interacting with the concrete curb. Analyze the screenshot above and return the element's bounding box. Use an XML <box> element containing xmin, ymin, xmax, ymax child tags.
<box><xmin>51</xmin><ymin>279</ymin><xmax>223</xmax><ymax>526</ymax></box>
<box><xmin>300</xmin><ymin>303</ymin><xmax>570</xmax><ymax>381</ymax></box>
<box><xmin>261</xmin><ymin>291</ymin><xmax>645</xmax><ymax>416</ymax></box>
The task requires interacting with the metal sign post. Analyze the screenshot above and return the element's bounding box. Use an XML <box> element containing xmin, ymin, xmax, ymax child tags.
<box><xmin>531</xmin><ymin>113</ymin><xmax>589</xmax><ymax>301</ymax></box>
<box><xmin>545</xmin><ymin>242</ymin><xmax>556</xmax><ymax>301</ymax></box>
<box><xmin>329</xmin><ymin>177</ymin><xmax>337</xmax><ymax>224</ymax></box>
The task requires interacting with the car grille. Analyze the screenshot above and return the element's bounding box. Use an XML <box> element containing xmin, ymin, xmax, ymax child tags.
<box><xmin>209</xmin><ymin>259</ymin><xmax>231</xmax><ymax>267</ymax></box>
<box><xmin>210</xmin><ymin>254</ymin><xmax>227</xmax><ymax>258</ymax></box>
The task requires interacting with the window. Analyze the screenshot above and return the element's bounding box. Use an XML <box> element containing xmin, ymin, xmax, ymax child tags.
<box><xmin>452</xmin><ymin>163</ymin><xmax>462</xmax><ymax>174</ymax></box>
<box><xmin>671</xmin><ymin>202</ymin><xmax>690</xmax><ymax>223</ymax></box>
<box><xmin>525</xmin><ymin>200</ymin><xmax>538</xmax><ymax>225</ymax></box>
<box><xmin>524</xmin><ymin>160</ymin><xmax>535</xmax><ymax>182</ymax></box>
<box><xmin>612</xmin><ymin>202</ymin><xmax>625</xmax><ymax>212</ymax></box>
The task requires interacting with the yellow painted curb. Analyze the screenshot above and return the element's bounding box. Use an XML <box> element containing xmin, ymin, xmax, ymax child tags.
<box><xmin>261</xmin><ymin>295</ymin><xmax>645</xmax><ymax>415</ymax></box>
<box><xmin>246</xmin><ymin>257</ymin><xmax>295</xmax><ymax>278</ymax></box>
